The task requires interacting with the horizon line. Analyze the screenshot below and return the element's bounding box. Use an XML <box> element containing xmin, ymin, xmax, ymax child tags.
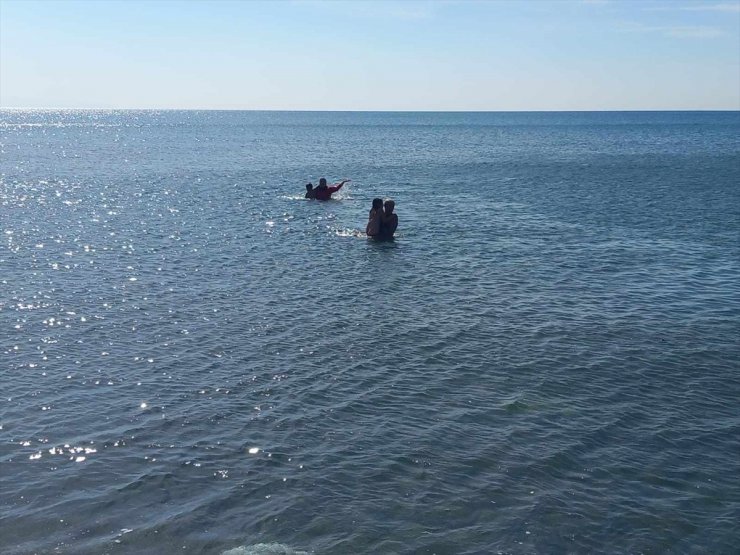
<box><xmin>1</xmin><ymin>107</ymin><xmax>739</xmax><ymax>113</ymax></box>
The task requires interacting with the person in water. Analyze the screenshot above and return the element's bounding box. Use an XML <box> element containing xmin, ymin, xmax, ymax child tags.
<box><xmin>305</xmin><ymin>183</ymin><xmax>315</xmax><ymax>199</ymax></box>
<box><xmin>313</xmin><ymin>177</ymin><xmax>350</xmax><ymax>201</ymax></box>
<box><xmin>379</xmin><ymin>199</ymin><xmax>398</xmax><ymax>239</ymax></box>
<box><xmin>366</xmin><ymin>198</ymin><xmax>384</xmax><ymax>237</ymax></box>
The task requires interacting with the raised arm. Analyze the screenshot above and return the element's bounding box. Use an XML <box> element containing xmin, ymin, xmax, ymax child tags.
<box><xmin>329</xmin><ymin>179</ymin><xmax>351</xmax><ymax>193</ymax></box>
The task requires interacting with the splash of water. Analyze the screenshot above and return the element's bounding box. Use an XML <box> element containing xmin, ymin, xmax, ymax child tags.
<box><xmin>222</xmin><ymin>544</ymin><xmax>309</xmax><ymax>555</ymax></box>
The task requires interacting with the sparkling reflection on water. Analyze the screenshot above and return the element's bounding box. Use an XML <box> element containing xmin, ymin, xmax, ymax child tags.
<box><xmin>1</xmin><ymin>110</ymin><xmax>739</xmax><ymax>554</ymax></box>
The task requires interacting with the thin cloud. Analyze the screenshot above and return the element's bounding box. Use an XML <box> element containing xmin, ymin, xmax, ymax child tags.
<box><xmin>617</xmin><ymin>21</ymin><xmax>725</xmax><ymax>39</ymax></box>
<box><xmin>680</xmin><ymin>3</ymin><xmax>740</xmax><ymax>12</ymax></box>
<box><xmin>296</xmin><ymin>1</ymin><xmax>436</xmax><ymax>21</ymax></box>
<box><xmin>666</xmin><ymin>26</ymin><xmax>726</xmax><ymax>38</ymax></box>
<box><xmin>643</xmin><ymin>2</ymin><xmax>740</xmax><ymax>13</ymax></box>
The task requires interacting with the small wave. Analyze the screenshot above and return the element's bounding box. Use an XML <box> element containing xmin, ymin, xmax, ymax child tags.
<box><xmin>279</xmin><ymin>195</ymin><xmax>353</xmax><ymax>201</ymax></box>
<box><xmin>222</xmin><ymin>543</ymin><xmax>308</xmax><ymax>555</ymax></box>
<box><xmin>334</xmin><ymin>228</ymin><xmax>366</xmax><ymax>238</ymax></box>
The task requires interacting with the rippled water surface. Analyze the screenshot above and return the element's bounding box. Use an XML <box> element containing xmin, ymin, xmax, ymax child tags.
<box><xmin>1</xmin><ymin>110</ymin><xmax>739</xmax><ymax>554</ymax></box>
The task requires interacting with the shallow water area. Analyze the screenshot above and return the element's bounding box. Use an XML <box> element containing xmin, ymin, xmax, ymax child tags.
<box><xmin>1</xmin><ymin>110</ymin><xmax>739</xmax><ymax>554</ymax></box>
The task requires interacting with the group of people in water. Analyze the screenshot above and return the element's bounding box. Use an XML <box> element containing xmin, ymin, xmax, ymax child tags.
<box><xmin>304</xmin><ymin>177</ymin><xmax>350</xmax><ymax>201</ymax></box>
<box><xmin>366</xmin><ymin>198</ymin><xmax>397</xmax><ymax>240</ymax></box>
<box><xmin>305</xmin><ymin>177</ymin><xmax>398</xmax><ymax>240</ymax></box>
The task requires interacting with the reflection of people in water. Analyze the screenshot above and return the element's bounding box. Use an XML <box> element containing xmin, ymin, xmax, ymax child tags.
<box><xmin>314</xmin><ymin>177</ymin><xmax>350</xmax><ymax>200</ymax></box>
<box><xmin>305</xmin><ymin>183</ymin><xmax>315</xmax><ymax>199</ymax></box>
<box><xmin>366</xmin><ymin>198</ymin><xmax>384</xmax><ymax>237</ymax></box>
<box><xmin>379</xmin><ymin>200</ymin><xmax>398</xmax><ymax>240</ymax></box>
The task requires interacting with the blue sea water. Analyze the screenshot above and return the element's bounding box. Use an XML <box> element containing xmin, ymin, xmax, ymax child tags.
<box><xmin>1</xmin><ymin>110</ymin><xmax>739</xmax><ymax>555</ymax></box>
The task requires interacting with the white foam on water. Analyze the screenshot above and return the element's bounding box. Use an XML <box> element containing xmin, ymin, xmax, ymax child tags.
<box><xmin>334</xmin><ymin>228</ymin><xmax>366</xmax><ymax>238</ymax></box>
<box><xmin>222</xmin><ymin>544</ymin><xmax>308</xmax><ymax>555</ymax></box>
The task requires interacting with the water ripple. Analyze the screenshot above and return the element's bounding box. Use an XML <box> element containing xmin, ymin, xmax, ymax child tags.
<box><xmin>1</xmin><ymin>110</ymin><xmax>739</xmax><ymax>554</ymax></box>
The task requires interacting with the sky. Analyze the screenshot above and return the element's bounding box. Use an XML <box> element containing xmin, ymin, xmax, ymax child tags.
<box><xmin>0</xmin><ymin>0</ymin><xmax>739</xmax><ymax>110</ymax></box>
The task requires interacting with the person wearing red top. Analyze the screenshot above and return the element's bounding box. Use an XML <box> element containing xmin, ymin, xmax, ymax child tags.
<box><xmin>313</xmin><ymin>177</ymin><xmax>350</xmax><ymax>200</ymax></box>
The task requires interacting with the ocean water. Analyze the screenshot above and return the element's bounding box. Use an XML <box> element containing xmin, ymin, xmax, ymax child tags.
<box><xmin>1</xmin><ymin>110</ymin><xmax>739</xmax><ymax>555</ymax></box>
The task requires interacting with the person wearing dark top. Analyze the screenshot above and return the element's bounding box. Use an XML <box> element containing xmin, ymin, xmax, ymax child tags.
<box><xmin>305</xmin><ymin>183</ymin><xmax>316</xmax><ymax>199</ymax></box>
<box><xmin>378</xmin><ymin>199</ymin><xmax>398</xmax><ymax>239</ymax></box>
<box><xmin>366</xmin><ymin>198</ymin><xmax>384</xmax><ymax>237</ymax></box>
<box><xmin>314</xmin><ymin>177</ymin><xmax>350</xmax><ymax>200</ymax></box>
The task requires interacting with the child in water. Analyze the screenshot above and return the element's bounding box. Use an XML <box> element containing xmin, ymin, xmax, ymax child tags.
<box><xmin>366</xmin><ymin>198</ymin><xmax>384</xmax><ymax>237</ymax></box>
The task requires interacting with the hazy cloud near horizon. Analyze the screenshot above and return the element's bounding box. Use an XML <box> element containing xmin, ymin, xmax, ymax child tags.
<box><xmin>1</xmin><ymin>0</ymin><xmax>738</xmax><ymax>110</ymax></box>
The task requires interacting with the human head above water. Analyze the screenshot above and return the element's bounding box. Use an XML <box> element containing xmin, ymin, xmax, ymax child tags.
<box><xmin>318</xmin><ymin>178</ymin><xmax>327</xmax><ymax>187</ymax></box>
<box><xmin>384</xmin><ymin>199</ymin><xmax>395</xmax><ymax>213</ymax></box>
<box><xmin>372</xmin><ymin>198</ymin><xmax>383</xmax><ymax>210</ymax></box>
<box><xmin>306</xmin><ymin>183</ymin><xmax>313</xmax><ymax>191</ymax></box>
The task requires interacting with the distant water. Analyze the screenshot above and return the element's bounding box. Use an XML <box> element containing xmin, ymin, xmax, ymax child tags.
<box><xmin>1</xmin><ymin>110</ymin><xmax>739</xmax><ymax>554</ymax></box>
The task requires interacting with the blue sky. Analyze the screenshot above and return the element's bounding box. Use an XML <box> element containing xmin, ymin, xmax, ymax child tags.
<box><xmin>1</xmin><ymin>0</ymin><xmax>738</xmax><ymax>110</ymax></box>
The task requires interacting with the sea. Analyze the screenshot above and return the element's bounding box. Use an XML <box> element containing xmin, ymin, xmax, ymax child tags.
<box><xmin>1</xmin><ymin>110</ymin><xmax>739</xmax><ymax>555</ymax></box>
